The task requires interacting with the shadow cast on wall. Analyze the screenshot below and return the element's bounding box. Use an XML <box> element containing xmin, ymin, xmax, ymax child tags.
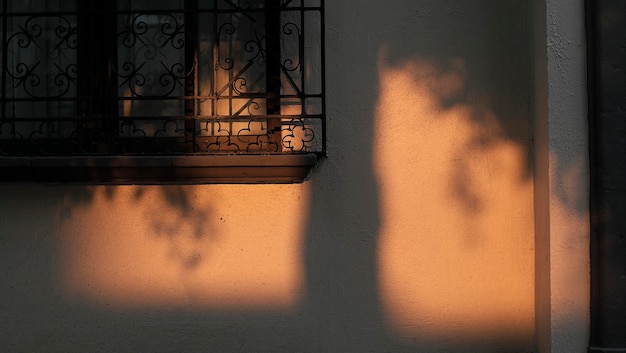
<box><xmin>0</xmin><ymin>1</ymin><xmax>588</xmax><ymax>352</ymax></box>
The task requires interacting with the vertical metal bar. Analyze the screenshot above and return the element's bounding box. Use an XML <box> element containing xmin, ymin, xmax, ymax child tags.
<box><xmin>76</xmin><ymin>0</ymin><xmax>118</xmax><ymax>152</ymax></box>
<box><xmin>299</xmin><ymin>0</ymin><xmax>305</xmax><ymax>116</ymax></box>
<box><xmin>106</xmin><ymin>2</ymin><xmax>118</xmax><ymax>146</ymax></box>
<box><xmin>265</xmin><ymin>0</ymin><xmax>282</xmax><ymax>150</ymax></box>
<box><xmin>212</xmin><ymin>0</ymin><xmax>218</xmax><ymax>136</ymax></box>
<box><xmin>185</xmin><ymin>0</ymin><xmax>198</xmax><ymax>152</ymax></box>
<box><xmin>319</xmin><ymin>0</ymin><xmax>326</xmax><ymax>154</ymax></box>
<box><xmin>1</xmin><ymin>0</ymin><xmax>8</xmax><ymax>123</ymax></box>
<box><xmin>227</xmin><ymin>3</ymin><xmax>233</xmax><ymax>119</ymax></box>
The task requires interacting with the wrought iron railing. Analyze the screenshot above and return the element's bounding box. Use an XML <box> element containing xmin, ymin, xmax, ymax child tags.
<box><xmin>0</xmin><ymin>0</ymin><xmax>324</xmax><ymax>156</ymax></box>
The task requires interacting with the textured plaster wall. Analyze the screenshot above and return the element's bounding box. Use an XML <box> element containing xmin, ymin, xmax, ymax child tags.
<box><xmin>533</xmin><ymin>0</ymin><xmax>590</xmax><ymax>352</ymax></box>
<box><xmin>0</xmin><ymin>1</ymin><xmax>588</xmax><ymax>352</ymax></box>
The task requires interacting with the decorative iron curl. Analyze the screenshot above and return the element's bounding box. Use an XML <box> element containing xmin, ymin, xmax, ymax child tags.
<box><xmin>154</xmin><ymin>120</ymin><xmax>187</xmax><ymax>152</ymax></box>
<box><xmin>113</xmin><ymin>121</ymin><xmax>148</xmax><ymax>153</ymax></box>
<box><xmin>217</xmin><ymin>23</ymin><xmax>236</xmax><ymax>70</ymax></box>
<box><xmin>7</xmin><ymin>16</ymin><xmax>43</xmax><ymax>49</ymax></box>
<box><xmin>156</xmin><ymin>15</ymin><xmax>185</xmax><ymax>50</ymax></box>
<box><xmin>282</xmin><ymin>22</ymin><xmax>302</xmax><ymax>72</ymax></box>
<box><xmin>9</xmin><ymin>61</ymin><xmax>38</xmax><ymax>85</ymax></box>
<box><xmin>117</xmin><ymin>61</ymin><xmax>147</xmax><ymax>96</ymax></box>
<box><xmin>245</xmin><ymin>134</ymin><xmax>279</xmax><ymax>152</ymax></box>
<box><xmin>159</xmin><ymin>62</ymin><xmax>192</xmax><ymax>96</ymax></box>
<box><xmin>232</xmin><ymin>76</ymin><xmax>249</xmax><ymax>95</ymax></box>
<box><xmin>119</xmin><ymin>15</ymin><xmax>149</xmax><ymax>48</ymax></box>
<box><xmin>244</xmin><ymin>34</ymin><xmax>264</xmax><ymax>62</ymax></box>
<box><xmin>53</xmin><ymin>16</ymin><xmax>78</xmax><ymax>50</ymax></box>
<box><xmin>282</xmin><ymin>22</ymin><xmax>300</xmax><ymax>36</ymax></box>
<box><xmin>215</xmin><ymin>120</ymin><xmax>232</xmax><ymax>137</ymax></box>
<box><xmin>49</xmin><ymin>63</ymin><xmax>77</xmax><ymax>97</ymax></box>
<box><xmin>205</xmin><ymin>135</ymin><xmax>240</xmax><ymax>152</ymax></box>
<box><xmin>203</xmin><ymin>121</ymin><xmax>241</xmax><ymax>152</ymax></box>
<box><xmin>117</xmin><ymin>121</ymin><xmax>148</xmax><ymax>138</ymax></box>
<box><xmin>246</xmin><ymin>100</ymin><xmax>262</xmax><ymax>115</ymax></box>
<box><xmin>7</xmin><ymin>61</ymin><xmax>46</xmax><ymax>98</ymax></box>
<box><xmin>5</xmin><ymin>18</ymin><xmax>41</xmax><ymax>96</ymax></box>
<box><xmin>196</xmin><ymin>120</ymin><xmax>211</xmax><ymax>136</ymax></box>
<box><xmin>28</xmin><ymin>121</ymin><xmax>65</xmax><ymax>143</ymax></box>
<box><xmin>236</xmin><ymin>120</ymin><xmax>279</xmax><ymax>152</ymax></box>
<box><xmin>281</xmin><ymin>119</ymin><xmax>315</xmax><ymax>152</ymax></box>
<box><xmin>5</xmin><ymin>16</ymin><xmax>77</xmax><ymax>98</ymax></box>
<box><xmin>0</xmin><ymin>123</ymin><xmax>24</xmax><ymax>141</ymax></box>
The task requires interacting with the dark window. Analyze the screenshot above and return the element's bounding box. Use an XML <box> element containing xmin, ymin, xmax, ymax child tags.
<box><xmin>0</xmin><ymin>0</ymin><xmax>324</xmax><ymax>182</ymax></box>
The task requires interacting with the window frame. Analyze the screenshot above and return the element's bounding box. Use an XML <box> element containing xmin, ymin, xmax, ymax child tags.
<box><xmin>0</xmin><ymin>0</ymin><xmax>324</xmax><ymax>183</ymax></box>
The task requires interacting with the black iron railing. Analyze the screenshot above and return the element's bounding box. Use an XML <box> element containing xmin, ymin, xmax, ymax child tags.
<box><xmin>0</xmin><ymin>0</ymin><xmax>324</xmax><ymax>156</ymax></box>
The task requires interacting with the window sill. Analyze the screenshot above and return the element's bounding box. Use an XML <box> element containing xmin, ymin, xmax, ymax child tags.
<box><xmin>0</xmin><ymin>154</ymin><xmax>318</xmax><ymax>184</ymax></box>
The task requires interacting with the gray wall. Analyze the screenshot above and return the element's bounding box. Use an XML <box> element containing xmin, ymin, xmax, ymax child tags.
<box><xmin>0</xmin><ymin>1</ymin><xmax>589</xmax><ymax>352</ymax></box>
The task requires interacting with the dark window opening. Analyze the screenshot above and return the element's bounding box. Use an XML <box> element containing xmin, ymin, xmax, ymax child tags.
<box><xmin>0</xmin><ymin>0</ymin><xmax>324</xmax><ymax>182</ymax></box>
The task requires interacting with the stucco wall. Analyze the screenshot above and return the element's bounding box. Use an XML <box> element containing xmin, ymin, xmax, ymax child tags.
<box><xmin>533</xmin><ymin>0</ymin><xmax>590</xmax><ymax>352</ymax></box>
<box><xmin>0</xmin><ymin>1</ymin><xmax>588</xmax><ymax>352</ymax></box>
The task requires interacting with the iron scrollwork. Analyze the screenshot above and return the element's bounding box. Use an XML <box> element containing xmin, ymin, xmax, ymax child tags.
<box><xmin>0</xmin><ymin>0</ymin><xmax>324</xmax><ymax>156</ymax></box>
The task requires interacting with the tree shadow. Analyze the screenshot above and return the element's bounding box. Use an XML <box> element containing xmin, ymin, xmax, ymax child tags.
<box><xmin>299</xmin><ymin>1</ymin><xmax>536</xmax><ymax>352</ymax></box>
<box><xmin>0</xmin><ymin>1</ymin><xmax>589</xmax><ymax>353</ymax></box>
<box><xmin>58</xmin><ymin>184</ymin><xmax>215</xmax><ymax>270</ymax></box>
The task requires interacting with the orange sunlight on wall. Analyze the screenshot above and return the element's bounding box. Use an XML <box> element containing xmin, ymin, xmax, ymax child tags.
<box><xmin>56</xmin><ymin>185</ymin><xmax>308</xmax><ymax>311</ymax></box>
<box><xmin>374</xmin><ymin>53</ymin><xmax>535</xmax><ymax>341</ymax></box>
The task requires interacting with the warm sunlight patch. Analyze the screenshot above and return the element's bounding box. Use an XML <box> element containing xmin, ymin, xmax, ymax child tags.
<box><xmin>56</xmin><ymin>185</ymin><xmax>308</xmax><ymax>311</ymax></box>
<box><xmin>374</xmin><ymin>53</ymin><xmax>535</xmax><ymax>341</ymax></box>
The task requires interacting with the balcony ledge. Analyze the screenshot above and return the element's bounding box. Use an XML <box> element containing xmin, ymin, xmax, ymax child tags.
<box><xmin>0</xmin><ymin>154</ymin><xmax>318</xmax><ymax>184</ymax></box>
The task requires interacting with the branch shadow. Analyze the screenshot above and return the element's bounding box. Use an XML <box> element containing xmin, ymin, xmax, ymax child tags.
<box><xmin>0</xmin><ymin>1</ymin><xmax>588</xmax><ymax>353</ymax></box>
<box><xmin>297</xmin><ymin>1</ymin><xmax>536</xmax><ymax>352</ymax></box>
